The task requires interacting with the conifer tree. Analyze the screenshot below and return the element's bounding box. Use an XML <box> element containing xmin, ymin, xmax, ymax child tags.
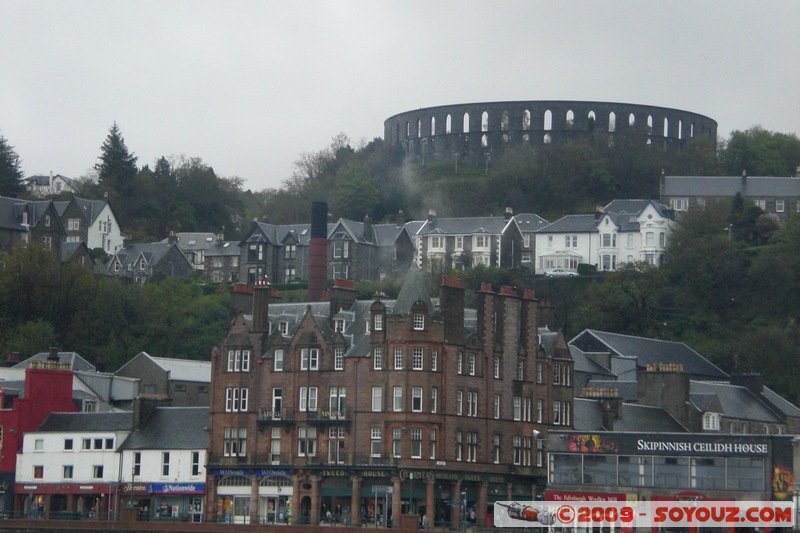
<box><xmin>0</xmin><ymin>134</ymin><xmax>25</xmax><ymax>197</ymax></box>
<box><xmin>95</xmin><ymin>122</ymin><xmax>138</xmax><ymax>197</ymax></box>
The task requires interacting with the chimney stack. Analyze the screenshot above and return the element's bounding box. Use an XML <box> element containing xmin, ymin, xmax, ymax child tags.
<box><xmin>5</xmin><ymin>351</ymin><xmax>20</xmax><ymax>367</ymax></box>
<box><xmin>427</xmin><ymin>209</ymin><xmax>437</xmax><ymax>222</ymax></box>
<box><xmin>308</xmin><ymin>201</ymin><xmax>328</xmax><ymax>302</ymax></box>
<box><xmin>329</xmin><ymin>278</ymin><xmax>357</xmax><ymax>320</ymax></box>
<box><xmin>48</xmin><ymin>347</ymin><xmax>60</xmax><ymax>362</ymax></box>
<box><xmin>362</xmin><ymin>215</ymin><xmax>373</xmax><ymax>243</ymax></box>
<box><xmin>252</xmin><ymin>278</ymin><xmax>271</xmax><ymax>333</ymax></box>
<box><xmin>95</xmin><ymin>354</ymin><xmax>106</xmax><ymax>373</ymax></box>
<box><xmin>504</xmin><ymin>207</ymin><xmax>513</xmax><ymax>221</ymax></box>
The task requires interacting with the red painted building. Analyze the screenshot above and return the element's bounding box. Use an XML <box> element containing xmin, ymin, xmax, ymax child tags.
<box><xmin>0</xmin><ymin>355</ymin><xmax>77</xmax><ymax>513</ymax></box>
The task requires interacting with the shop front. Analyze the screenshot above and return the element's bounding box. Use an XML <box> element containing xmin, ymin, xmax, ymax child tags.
<box><xmin>16</xmin><ymin>483</ymin><xmax>115</xmax><ymax>520</ymax></box>
<box><xmin>149</xmin><ymin>482</ymin><xmax>204</xmax><ymax>522</ymax></box>
<box><xmin>258</xmin><ymin>474</ymin><xmax>292</xmax><ymax>524</ymax></box>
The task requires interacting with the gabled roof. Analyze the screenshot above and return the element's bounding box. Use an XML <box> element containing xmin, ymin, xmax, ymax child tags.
<box><xmin>118</xmin><ymin>352</ymin><xmax>211</xmax><ymax>383</ymax></box>
<box><xmin>38</xmin><ymin>411</ymin><xmax>132</xmax><ymax>432</ymax></box>
<box><xmin>761</xmin><ymin>386</ymin><xmax>800</xmax><ymax>418</ymax></box>
<box><xmin>119</xmin><ymin>407</ymin><xmax>208</xmax><ymax>450</ymax></box>
<box><xmin>206</xmin><ymin>241</ymin><xmax>240</xmax><ymax>257</ymax></box>
<box><xmin>514</xmin><ymin>213</ymin><xmax>550</xmax><ymax>232</ymax></box>
<box><xmin>109</xmin><ymin>242</ymin><xmax>189</xmax><ymax>270</ymax></box>
<box><xmin>569</xmin><ymin>345</ymin><xmax>613</xmax><ymax>375</ymax></box>
<box><xmin>663</xmin><ymin>175</ymin><xmax>800</xmax><ymax>197</ymax></box>
<box><xmin>538</xmin><ymin>214</ymin><xmax>598</xmax><ymax>234</ymax></box>
<box><xmin>690</xmin><ymin>381</ymin><xmax>783</xmax><ymax>423</ymax></box>
<box><xmin>53</xmin><ymin>197</ymin><xmax>111</xmax><ymax>225</ymax></box>
<box><xmin>165</xmin><ymin>232</ymin><xmax>217</xmax><ymax>251</ymax></box>
<box><xmin>570</xmin><ymin>329</ymin><xmax>728</xmax><ymax>380</ymax></box>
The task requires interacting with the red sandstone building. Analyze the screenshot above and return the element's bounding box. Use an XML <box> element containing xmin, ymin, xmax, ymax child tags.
<box><xmin>205</xmin><ymin>271</ymin><xmax>573</xmax><ymax>528</ymax></box>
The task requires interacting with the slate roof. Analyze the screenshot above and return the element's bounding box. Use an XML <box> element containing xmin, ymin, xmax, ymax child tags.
<box><xmin>514</xmin><ymin>213</ymin><xmax>550</xmax><ymax>232</ymax></box>
<box><xmin>166</xmin><ymin>232</ymin><xmax>217</xmax><ymax>252</ymax></box>
<box><xmin>118</xmin><ymin>353</ymin><xmax>211</xmax><ymax>383</ymax></box>
<box><xmin>206</xmin><ymin>241</ymin><xmax>241</xmax><ymax>257</ymax></box>
<box><xmin>690</xmin><ymin>381</ymin><xmax>783</xmax><ymax>423</ymax></box>
<box><xmin>663</xmin><ymin>176</ymin><xmax>800</xmax><ymax>197</ymax></box>
<box><xmin>761</xmin><ymin>386</ymin><xmax>800</xmax><ymax>418</ymax></box>
<box><xmin>119</xmin><ymin>407</ymin><xmax>209</xmax><ymax>450</ymax></box>
<box><xmin>392</xmin><ymin>266</ymin><xmax>433</xmax><ymax>315</ymax></box>
<box><xmin>538</xmin><ymin>214</ymin><xmax>598</xmax><ymax>233</ymax></box>
<box><xmin>413</xmin><ymin>215</ymin><xmax>514</xmax><ymax>237</ymax></box>
<box><xmin>14</xmin><ymin>351</ymin><xmax>96</xmax><ymax>372</ymax></box>
<box><xmin>573</xmin><ymin>398</ymin><xmax>687</xmax><ymax>432</ymax></box>
<box><xmin>570</xmin><ymin>330</ymin><xmax>728</xmax><ymax>380</ymax></box>
<box><xmin>569</xmin><ymin>345</ymin><xmax>613</xmax><ymax>375</ymax></box>
<box><xmin>0</xmin><ymin>196</ymin><xmax>54</xmax><ymax>231</ymax></box>
<box><xmin>111</xmin><ymin>242</ymin><xmax>188</xmax><ymax>270</ymax></box>
<box><xmin>38</xmin><ymin>411</ymin><xmax>132</xmax><ymax>432</ymax></box>
<box><xmin>582</xmin><ymin>379</ymin><xmax>638</xmax><ymax>401</ymax></box>
<box><xmin>53</xmin><ymin>198</ymin><xmax>110</xmax><ymax>225</ymax></box>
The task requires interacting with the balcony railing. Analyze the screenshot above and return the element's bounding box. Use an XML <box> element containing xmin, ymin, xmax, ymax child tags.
<box><xmin>257</xmin><ymin>408</ymin><xmax>351</xmax><ymax>427</ymax></box>
<box><xmin>210</xmin><ymin>452</ymin><xmax>400</xmax><ymax>468</ymax></box>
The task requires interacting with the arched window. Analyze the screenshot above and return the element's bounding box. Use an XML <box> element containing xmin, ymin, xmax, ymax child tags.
<box><xmin>678</xmin><ymin>119</ymin><xmax>683</xmax><ymax>140</ymax></box>
<box><xmin>481</xmin><ymin>111</ymin><xmax>489</xmax><ymax>132</ymax></box>
<box><xmin>608</xmin><ymin>112</ymin><xmax>616</xmax><ymax>132</ymax></box>
<box><xmin>544</xmin><ymin>133</ymin><xmax>552</xmax><ymax>144</ymax></box>
<box><xmin>430</xmin><ymin>116</ymin><xmax>436</xmax><ymax>136</ymax></box>
<box><xmin>628</xmin><ymin>113</ymin><xmax>635</xmax><ymax>127</ymax></box>
<box><xmin>544</xmin><ymin>110</ymin><xmax>552</xmax><ymax>131</ymax></box>
<box><xmin>463</xmin><ymin>113</ymin><xmax>470</xmax><ymax>133</ymax></box>
<box><xmin>647</xmin><ymin>115</ymin><xmax>653</xmax><ymax>133</ymax></box>
<box><xmin>481</xmin><ymin>134</ymin><xmax>489</xmax><ymax>148</ymax></box>
<box><xmin>587</xmin><ymin>111</ymin><xmax>596</xmax><ymax>132</ymax></box>
<box><xmin>690</xmin><ymin>122</ymin><xmax>695</xmax><ymax>138</ymax></box>
<box><xmin>522</xmin><ymin>133</ymin><xmax>530</xmax><ymax>143</ymax></box>
<box><xmin>405</xmin><ymin>122</ymin><xmax>410</xmax><ymax>138</ymax></box>
<box><xmin>522</xmin><ymin>110</ymin><xmax>531</xmax><ymax>130</ymax></box>
<box><xmin>663</xmin><ymin>117</ymin><xmax>669</xmax><ymax>137</ymax></box>
<box><xmin>566</xmin><ymin>110</ymin><xmax>575</xmax><ymax>128</ymax></box>
<box><xmin>501</xmin><ymin>111</ymin><xmax>510</xmax><ymax>131</ymax></box>
<box><xmin>417</xmin><ymin>119</ymin><xmax>422</xmax><ymax>138</ymax></box>
<box><xmin>446</xmin><ymin>114</ymin><xmax>452</xmax><ymax>134</ymax></box>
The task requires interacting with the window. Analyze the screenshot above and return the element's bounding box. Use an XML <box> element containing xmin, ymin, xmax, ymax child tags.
<box><xmin>493</xmin><ymin>357</ymin><xmax>500</xmax><ymax>379</ymax></box>
<box><xmin>192</xmin><ymin>451</ymin><xmax>200</xmax><ymax>476</ymax></box>
<box><xmin>703</xmin><ymin>412</ymin><xmax>721</xmax><ymax>431</ymax></box>
<box><xmin>334</xmin><ymin>318</ymin><xmax>346</xmax><ymax>332</ymax></box>
<box><xmin>94</xmin><ymin>438</ymin><xmax>103</xmax><ymax>449</ymax></box>
<box><xmin>162</xmin><ymin>452</ymin><xmax>170</xmax><ymax>477</ymax></box>
<box><xmin>374</xmin><ymin>313</ymin><xmax>383</xmax><ymax>331</ymax></box>
<box><xmin>393</xmin><ymin>386</ymin><xmax>403</xmax><ymax>411</ymax></box>
<box><xmin>493</xmin><ymin>395</ymin><xmax>500</xmax><ymax>419</ymax></box>
<box><xmin>227</xmin><ymin>349</ymin><xmax>250</xmax><ymax>372</ymax></box>
<box><xmin>373</xmin><ymin>347</ymin><xmax>383</xmax><ymax>370</ymax></box>
<box><xmin>467</xmin><ymin>391</ymin><xmax>478</xmax><ymax>417</ymax></box>
<box><xmin>300</xmin><ymin>348</ymin><xmax>319</xmax><ymax>370</ymax></box>
<box><xmin>93</xmin><ymin>465</ymin><xmax>104</xmax><ymax>479</ymax></box>
<box><xmin>467</xmin><ymin>432</ymin><xmax>477</xmax><ymax>462</ymax></box>
<box><xmin>64</xmin><ymin>438</ymin><xmax>73</xmax><ymax>451</ymax></box>
<box><xmin>328</xmin><ymin>427</ymin><xmax>346</xmax><ymax>464</ymax></box>
<box><xmin>411</xmin><ymin>429</ymin><xmax>422</xmax><ymax>458</ymax></box>
<box><xmin>34</xmin><ymin>438</ymin><xmax>44</xmax><ymax>451</ymax></box>
<box><xmin>457</xmin><ymin>351</ymin><xmax>463</xmax><ymax>374</ymax></box>
<box><xmin>371</xmin><ymin>387</ymin><xmax>383</xmax><ymax>411</ymax></box>
<box><xmin>284</xmin><ymin>244</ymin><xmax>296</xmax><ymax>259</ymax></box>
<box><xmin>513</xmin><ymin>436</ymin><xmax>522</xmax><ymax>465</ymax></box>
<box><xmin>564</xmin><ymin>401</ymin><xmax>571</xmax><ymax>426</ymax></box>
<box><xmin>627</xmin><ymin>234</ymin><xmax>634</xmax><ymax>248</ymax></box>
<box><xmin>536</xmin><ymin>439</ymin><xmax>544</xmax><ymax>467</ymax></box>
<box><xmin>672</xmin><ymin>198</ymin><xmax>689</xmax><ymax>211</ymax></box>
<box><xmin>224</xmin><ymin>428</ymin><xmax>247</xmax><ymax>457</ymax></box>
<box><xmin>394</xmin><ymin>347</ymin><xmax>404</xmax><ymax>369</ymax></box>
<box><xmin>454</xmin><ymin>236</ymin><xmax>464</xmax><ymax>250</ymax></box>
<box><xmin>493</xmin><ymin>435</ymin><xmax>501</xmax><ymax>464</ymax></box>
<box><xmin>553</xmin><ymin>401</ymin><xmax>562</xmax><ymax>425</ymax></box>
<box><xmin>225</xmin><ymin>388</ymin><xmax>248</xmax><ymax>412</ymax></box>
<box><xmin>431</xmin><ymin>349</ymin><xmax>438</xmax><ymax>371</ymax></box>
<box><xmin>537</xmin><ymin>363</ymin><xmax>543</xmax><ymax>384</ymax></box>
<box><xmin>456</xmin><ymin>431</ymin><xmax>463</xmax><ymax>461</ymax></box>
<box><xmin>331</xmin><ymin>263</ymin><xmax>349</xmax><ymax>279</ymax></box>
<box><xmin>646</xmin><ymin>232</ymin><xmax>655</xmax><ymax>247</ymax></box>
<box><xmin>278</xmin><ymin>321</ymin><xmax>289</xmax><ymax>335</ymax></box>
<box><xmin>333</xmin><ymin>240</ymin><xmax>349</xmax><ymax>259</ymax></box>
<box><xmin>474</xmin><ymin>235</ymin><xmax>489</xmax><ymax>248</ymax></box>
<box><xmin>777</xmin><ymin>199</ymin><xmax>785</xmax><ymax>212</ymax></box>
<box><xmin>659</xmin><ymin>232</ymin><xmax>666</xmax><ymax>247</ymax></box>
<box><xmin>456</xmin><ymin>390</ymin><xmax>463</xmax><ymax>415</ymax></box>
<box><xmin>412</xmin><ymin>387</ymin><xmax>423</xmax><ymax>412</ymax></box>
<box><xmin>274</xmin><ymin>350</ymin><xmax>284</xmax><ymax>371</ymax></box>
<box><xmin>329</xmin><ymin>387</ymin><xmax>346</xmax><ymax>413</ymax></box>
<box><xmin>334</xmin><ymin>348</ymin><xmax>344</xmax><ymax>370</ymax></box>
<box><xmin>63</xmin><ymin>465</ymin><xmax>73</xmax><ymax>479</ymax></box>
<box><xmin>413</xmin><ymin>313</ymin><xmax>425</xmax><ymax>330</ymax></box>
<box><xmin>523</xmin><ymin>234</ymin><xmax>531</xmax><ymax>248</ymax></box>
<box><xmin>270</xmin><ymin>427</ymin><xmax>281</xmax><ymax>464</ymax></box>
<box><xmin>431</xmin><ymin>387</ymin><xmax>438</xmax><ymax>413</ymax></box>
<box><xmin>412</xmin><ymin>347</ymin><xmax>423</xmax><ymax>370</ymax></box>
<box><xmin>284</xmin><ymin>267</ymin><xmax>296</xmax><ymax>281</ymax></box>
<box><xmin>517</xmin><ymin>359</ymin><xmax>524</xmax><ymax>380</ymax></box>
<box><xmin>564</xmin><ymin>235</ymin><xmax>578</xmax><ymax>247</ymax></box>
<box><xmin>392</xmin><ymin>428</ymin><xmax>402</xmax><ymax>458</ymax></box>
<box><xmin>82</xmin><ymin>438</ymin><xmax>91</xmax><ymax>450</ymax></box>
<box><xmin>429</xmin><ymin>429</ymin><xmax>437</xmax><ymax>459</ymax></box>
<box><xmin>552</xmin><ymin>364</ymin><xmax>561</xmax><ymax>385</ymax></box>
<box><xmin>297</xmin><ymin>427</ymin><xmax>317</xmax><ymax>457</ymax></box>
<box><xmin>247</xmin><ymin>243</ymin><xmax>263</xmax><ymax>261</ymax></box>
<box><xmin>429</xmin><ymin>236</ymin><xmax>444</xmax><ymax>250</ymax></box>
<box><xmin>468</xmin><ymin>353</ymin><xmax>476</xmax><ymax>375</ymax></box>
<box><xmin>602</xmin><ymin>233</ymin><xmax>612</xmax><ymax>247</ymax></box>
<box><xmin>133</xmin><ymin>452</ymin><xmax>141</xmax><ymax>476</ymax></box>
<box><xmin>371</xmin><ymin>428</ymin><xmax>382</xmax><ymax>457</ymax></box>
<box><xmin>536</xmin><ymin>399</ymin><xmax>543</xmax><ymax>423</ymax></box>
<box><xmin>513</xmin><ymin>396</ymin><xmax>521</xmax><ymax>421</ymax></box>
<box><xmin>299</xmin><ymin>387</ymin><xmax>318</xmax><ymax>412</ymax></box>
<box><xmin>105</xmin><ymin>438</ymin><xmax>114</xmax><ymax>450</ymax></box>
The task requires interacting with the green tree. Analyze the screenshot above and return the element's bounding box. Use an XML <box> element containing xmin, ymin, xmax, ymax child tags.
<box><xmin>331</xmin><ymin>161</ymin><xmax>380</xmax><ymax>220</ymax></box>
<box><xmin>0</xmin><ymin>134</ymin><xmax>25</xmax><ymax>197</ymax></box>
<box><xmin>719</xmin><ymin>127</ymin><xmax>800</xmax><ymax>176</ymax></box>
<box><xmin>95</xmin><ymin>122</ymin><xmax>138</xmax><ymax>221</ymax></box>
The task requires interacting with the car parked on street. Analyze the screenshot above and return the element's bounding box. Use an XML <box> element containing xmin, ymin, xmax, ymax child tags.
<box><xmin>547</xmin><ymin>268</ymin><xmax>577</xmax><ymax>277</ymax></box>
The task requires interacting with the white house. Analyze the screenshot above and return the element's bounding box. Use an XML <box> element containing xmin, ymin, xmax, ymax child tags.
<box><xmin>535</xmin><ymin>199</ymin><xmax>675</xmax><ymax>274</ymax></box>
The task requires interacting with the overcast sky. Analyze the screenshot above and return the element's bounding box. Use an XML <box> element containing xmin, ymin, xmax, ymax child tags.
<box><xmin>2</xmin><ymin>1</ymin><xmax>798</xmax><ymax>192</ymax></box>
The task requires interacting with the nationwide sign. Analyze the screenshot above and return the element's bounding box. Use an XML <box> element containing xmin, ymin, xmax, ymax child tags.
<box><xmin>152</xmin><ymin>483</ymin><xmax>205</xmax><ymax>494</ymax></box>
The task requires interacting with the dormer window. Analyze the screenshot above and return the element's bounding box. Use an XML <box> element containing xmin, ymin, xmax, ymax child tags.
<box><xmin>278</xmin><ymin>321</ymin><xmax>289</xmax><ymax>335</ymax></box>
<box><xmin>702</xmin><ymin>412</ymin><xmax>720</xmax><ymax>431</ymax></box>
<box><xmin>139</xmin><ymin>259</ymin><xmax>146</xmax><ymax>270</ymax></box>
<box><xmin>374</xmin><ymin>314</ymin><xmax>383</xmax><ymax>331</ymax></box>
<box><xmin>21</xmin><ymin>212</ymin><xmax>28</xmax><ymax>225</ymax></box>
<box><xmin>334</xmin><ymin>318</ymin><xmax>346</xmax><ymax>332</ymax></box>
<box><xmin>45</xmin><ymin>215</ymin><xmax>51</xmax><ymax>227</ymax></box>
<box><xmin>412</xmin><ymin>313</ymin><xmax>425</xmax><ymax>330</ymax></box>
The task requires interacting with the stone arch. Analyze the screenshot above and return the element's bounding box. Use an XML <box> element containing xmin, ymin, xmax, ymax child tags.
<box><xmin>501</xmin><ymin>110</ymin><xmax>510</xmax><ymax>131</ymax></box>
<box><xmin>430</xmin><ymin>116</ymin><xmax>436</xmax><ymax>136</ymax></box>
<box><xmin>481</xmin><ymin>111</ymin><xmax>489</xmax><ymax>132</ymax></box>
<box><xmin>446</xmin><ymin>114</ymin><xmax>452</xmax><ymax>134</ymax></box>
<box><xmin>628</xmin><ymin>113</ymin><xmax>636</xmax><ymax>127</ymax></box>
<box><xmin>522</xmin><ymin>110</ymin><xmax>531</xmax><ymax>130</ymax></box>
<box><xmin>663</xmin><ymin>117</ymin><xmax>669</xmax><ymax>137</ymax></box>
<box><xmin>463</xmin><ymin>112</ymin><xmax>470</xmax><ymax>133</ymax></box>
<box><xmin>609</xmin><ymin>112</ymin><xmax>616</xmax><ymax>133</ymax></box>
<box><xmin>588</xmin><ymin>111</ymin><xmax>596</xmax><ymax>132</ymax></box>
<box><xmin>566</xmin><ymin>110</ymin><xmax>575</xmax><ymax>128</ymax></box>
<box><xmin>544</xmin><ymin>133</ymin><xmax>552</xmax><ymax>144</ymax></box>
<box><xmin>544</xmin><ymin>110</ymin><xmax>553</xmax><ymax>131</ymax></box>
<box><xmin>405</xmin><ymin>121</ymin><xmax>410</xmax><ymax>138</ymax></box>
<box><xmin>690</xmin><ymin>122</ymin><xmax>695</xmax><ymax>138</ymax></box>
<box><xmin>417</xmin><ymin>118</ymin><xmax>422</xmax><ymax>138</ymax></box>
<box><xmin>678</xmin><ymin>119</ymin><xmax>683</xmax><ymax>140</ymax></box>
<box><xmin>647</xmin><ymin>115</ymin><xmax>653</xmax><ymax>133</ymax></box>
<box><xmin>481</xmin><ymin>134</ymin><xmax>489</xmax><ymax>148</ymax></box>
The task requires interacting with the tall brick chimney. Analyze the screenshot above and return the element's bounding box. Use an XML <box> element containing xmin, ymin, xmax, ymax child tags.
<box><xmin>329</xmin><ymin>278</ymin><xmax>357</xmax><ymax>319</ymax></box>
<box><xmin>440</xmin><ymin>276</ymin><xmax>465</xmax><ymax>344</ymax></box>
<box><xmin>252</xmin><ymin>278</ymin><xmax>271</xmax><ymax>334</ymax></box>
<box><xmin>308</xmin><ymin>201</ymin><xmax>328</xmax><ymax>301</ymax></box>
